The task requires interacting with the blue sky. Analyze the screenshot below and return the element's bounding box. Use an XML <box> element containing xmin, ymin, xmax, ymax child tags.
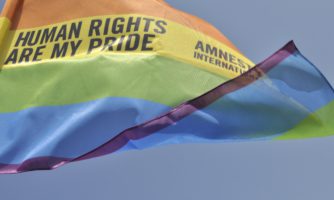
<box><xmin>0</xmin><ymin>0</ymin><xmax>334</xmax><ymax>200</ymax></box>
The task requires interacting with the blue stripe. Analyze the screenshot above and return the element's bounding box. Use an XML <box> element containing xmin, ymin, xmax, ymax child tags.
<box><xmin>0</xmin><ymin>97</ymin><xmax>170</xmax><ymax>164</ymax></box>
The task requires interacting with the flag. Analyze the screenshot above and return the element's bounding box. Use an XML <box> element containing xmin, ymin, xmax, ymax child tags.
<box><xmin>0</xmin><ymin>0</ymin><xmax>333</xmax><ymax>174</ymax></box>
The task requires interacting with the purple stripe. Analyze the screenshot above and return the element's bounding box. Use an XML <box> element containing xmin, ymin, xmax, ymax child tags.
<box><xmin>0</xmin><ymin>157</ymin><xmax>71</xmax><ymax>174</ymax></box>
<box><xmin>0</xmin><ymin>41</ymin><xmax>297</xmax><ymax>174</ymax></box>
<box><xmin>75</xmin><ymin>41</ymin><xmax>298</xmax><ymax>161</ymax></box>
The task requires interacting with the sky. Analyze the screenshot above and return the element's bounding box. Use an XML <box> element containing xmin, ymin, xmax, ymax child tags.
<box><xmin>0</xmin><ymin>0</ymin><xmax>334</xmax><ymax>200</ymax></box>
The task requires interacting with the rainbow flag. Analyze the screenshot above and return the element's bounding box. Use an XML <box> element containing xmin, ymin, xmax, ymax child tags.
<box><xmin>0</xmin><ymin>0</ymin><xmax>333</xmax><ymax>174</ymax></box>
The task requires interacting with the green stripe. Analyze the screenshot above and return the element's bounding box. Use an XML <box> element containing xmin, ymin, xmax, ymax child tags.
<box><xmin>0</xmin><ymin>54</ymin><xmax>227</xmax><ymax>113</ymax></box>
<box><xmin>276</xmin><ymin>100</ymin><xmax>334</xmax><ymax>140</ymax></box>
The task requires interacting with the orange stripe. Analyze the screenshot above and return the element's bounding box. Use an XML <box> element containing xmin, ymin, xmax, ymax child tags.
<box><xmin>1</xmin><ymin>0</ymin><xmax>239</xmax><ymax>52</ymax></box>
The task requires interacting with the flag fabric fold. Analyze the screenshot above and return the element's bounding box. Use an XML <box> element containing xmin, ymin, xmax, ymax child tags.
<box><xmin>74</xmin><ymin>41</ymin><xmax>334</xmax><ymax>162</ymax></box>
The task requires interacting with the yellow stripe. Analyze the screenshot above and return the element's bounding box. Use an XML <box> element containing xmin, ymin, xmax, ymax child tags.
<box><xmin>0</xmin><ymin>17</ymin><xmax>10</xmax><ymax>50</ymax></box>
<box><xmin>0</xmin><ymin>14</ymin><xmax>253</xmax><ymax>78</ymax></box>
